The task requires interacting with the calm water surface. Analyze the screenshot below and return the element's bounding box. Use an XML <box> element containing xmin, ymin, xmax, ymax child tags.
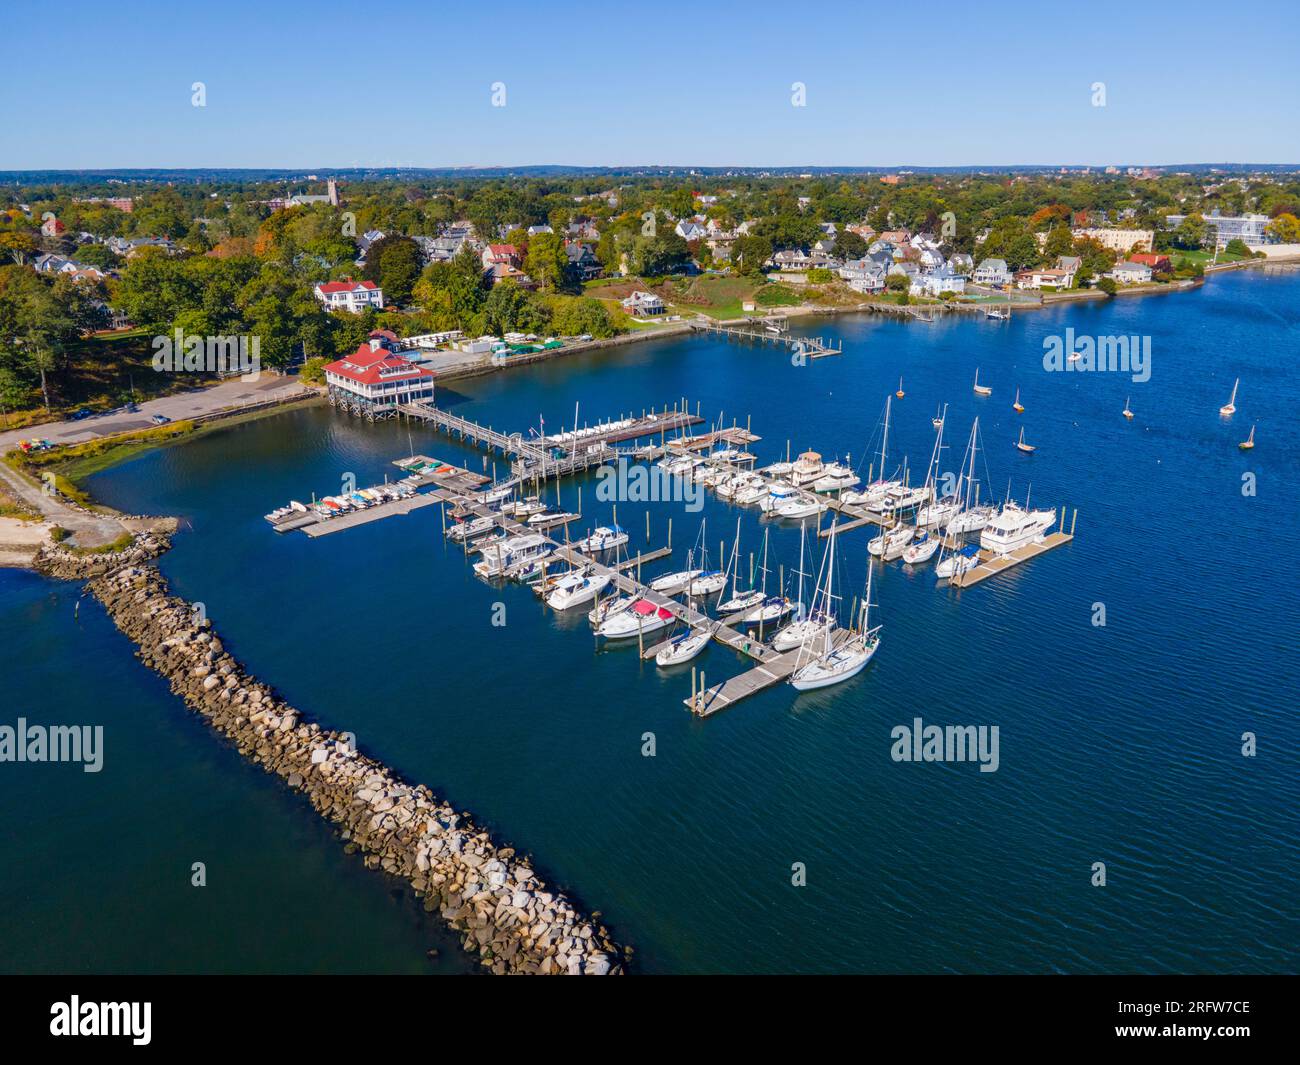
<box><xmin>3</xmin><ymin>268</ymin><xmax>1297</xmax><ymax>973</ymax></box>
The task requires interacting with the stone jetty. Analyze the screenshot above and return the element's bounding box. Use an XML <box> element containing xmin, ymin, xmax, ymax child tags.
<box><xmin>57</xmin><ymin>550</ymin><xmax>624</xmax><ymax>974</ymax></box>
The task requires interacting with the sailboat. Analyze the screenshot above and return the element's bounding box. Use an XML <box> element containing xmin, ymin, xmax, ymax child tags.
<box><xmin>1015</xmin><ymin>427</ymin><xmax>1036</xmax><ymax>454</ymax></box>
<box><xmin>771</xmin><ymin>524</ymin><xmax>833</xmax><ymax>652</ymax></box>
<box><xmin>843</xmin><ymin>395</ymin><xmax>902</xmax><ymax>506</ymax></box>
<box><xmin>973</xmin><ymin>368</ymin><xmax>992</xmax><ymax>396</ymax></box>
<box><xmin>715</xmin><ymin>519</ymin><xmax>766</xmax><ymax>615</ymax></box>
<box><xmin>1012</xmin><ymin>388</ymin><xmax>1024</xmax><ymax>413</ymax></box>
<box><xmin>1238</xmin><ymin>424</ymin><xmax>1255</xmax><ymax>451</ymax></box>
<box><xmin>931</xmin><ymin>405</ymin><xmax>943</xmax><ymax>429</ymax></box>
<box><xmin>943</xmin><ymin>418</ymin><xmax>996</xmax><ymax>535</ymax></box>
<box><xmin>738</xmin><ymin>527</ymin><xmax>792</xmax><ymax>627</ymax></box>
<box><xmin>655</xmin><ymin>624</ymin><xmax>711</xmax><ymax>666</ymax></box>
<box><xmin>1122</xmin><ymin>397</ymin><xmax>1134</xmax><ymax>420</ymax></box>
<box><xmin>901</xmin><ymin>528</ymin><xmax>939</xmax><ymax>565</ymax></box>
<box><xmin>1219</xmin><ymin>378</ymin><xmax>1239</xmax><ymax>416</ymax></box>
<box><xmin>896</xmin><ymin>377</ymin><xmax>905</xmax><ymax>399</ymax></box>
<box><xmin>790</xmin><ymin>535</ymin><xmax>882</xmax><ymax>691</ymax></box>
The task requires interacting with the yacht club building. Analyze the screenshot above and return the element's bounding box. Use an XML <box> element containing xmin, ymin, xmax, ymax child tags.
<box><xmin>323</xmin><ymin>334</ymin><xmax>436</xmax><ymax>419</ymax></box>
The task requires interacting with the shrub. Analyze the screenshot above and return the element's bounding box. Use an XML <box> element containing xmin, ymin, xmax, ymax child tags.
<box><xmin>50</xmin><ymin>526</ymin><xmax>70</xmax><ymax>542</ymax></box>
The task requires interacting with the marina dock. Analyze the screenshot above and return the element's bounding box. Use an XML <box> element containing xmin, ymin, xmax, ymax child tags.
<box><xmin>694</xmin><ymin>317</ymin><xmax>843</xmax><ymax>359</ymax></box>
<box><xmin>682</xmin><ymin>630</ymin><xmax>856</xmax><ymax>716</ymax></box>
<box><xmin>268</xmin><ymin>398</ymin><xmax>1078</xmax><ymax>720</ymax></box>
<box><xmin>949</xmin><ymin>511</ymin><xmax>1077</xmax><ymax>588</ymax></box>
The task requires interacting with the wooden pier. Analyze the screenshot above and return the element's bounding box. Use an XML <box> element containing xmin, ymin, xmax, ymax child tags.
<box><xmin>303</xmin><ymin>494</ymin><xmax>442</xmax><ymax>537</ymax></box>
<box><xmin>399</xmin><ymin>400</ymin><xmax>707</xmax><ymax>482</ymax></box>
<box><xmin>694</xmin><ymin>317</ymin><xmax>843</xmax><ymax>359</ymax></box>
<box><xmin>683</xmin><ymin>630</ymin><xmax>856</xmax><ymax>716</ymax></box>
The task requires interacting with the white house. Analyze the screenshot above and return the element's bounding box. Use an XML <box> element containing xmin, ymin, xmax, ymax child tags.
<box><xmin>911</xmin><ymin>268</ymin><xmax>967</xmax><ymax>297</ymax></box>
<box><xmin>621</xmin><ymin>291</ymin><xmax>666</xmax><ymax>317</ymax></box>
<box><xmin>313</xmin><ymin>277</ymin><xmax>384</xmax><ymax>312</ymax></box>
<box><xmin>972</xmin><ymin>258</ymin><xmax>1012</xmax><ymax>286</ymax></box>
<box><xmin>1015</xmin><ymin>267</ymin><xmax>1075</xmax><ymax>290</ymax></box>
<box><xmin>675</xmin><ymin>220</ymin><xmax>708</xmax><ymax>241</ymax></box>
<box><xmin>1108</xmin><ymin>261</ymin><xmax>1153</xmax><ymax>284</ymax></box>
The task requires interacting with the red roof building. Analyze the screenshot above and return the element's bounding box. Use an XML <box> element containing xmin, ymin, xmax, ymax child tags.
<box><xmin>323</xmin><ymin>336</ymin><xmax>435</xmax><ymax>417</ymax></box>
<box><xmin>313</xmin><ymin>276</ymin><xmax>384</xmax><ymax>313</ymax></box>
<box><xmin>1128</xmin><ymin>253</ymin><xmax>1171</xmax><ymax>272</ymax></box>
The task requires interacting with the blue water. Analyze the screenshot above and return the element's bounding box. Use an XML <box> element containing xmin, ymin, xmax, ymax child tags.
<box><xmin>3</xmin><ymin>268</ymin><xmax>1297</xmax><ymax>973</ymax></box>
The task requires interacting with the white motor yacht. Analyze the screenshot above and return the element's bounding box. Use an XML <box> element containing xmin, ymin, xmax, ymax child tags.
<box><xmin>980</xmin><ymin>502</ymin><xmax>1056</xmax><ymax>555</ymax></box>
<box><xmin>574</xmin><ymin>525</ymin><xmax>628</xmax><ymax>552</ymax></box>
<box><xmin>545</xmin><ymin>569</ymin><xmax>612</xmax><ymax>610</ymax></box>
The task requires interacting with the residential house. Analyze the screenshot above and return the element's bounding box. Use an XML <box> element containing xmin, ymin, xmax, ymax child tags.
<box><xmin>357</xmin><ymin>229</ymin><xmax>386</xmax><ymax>257</ymax></box>
<box><xmin>481</xmin><ymin>244</ymin><xmax>521</xmax><ymax>272</ymax></box>
<box><xmin>769</xmin><ymin>248</ymin><xmax>814</xmax><ymax>270</ymax></box>
<box><xmin>675</xmin><ymin>220</ymin><xmax>708</xmax><ymax>242</ymax></box>
<box><xmin>1108</xmin><ymin>261</ymin><xmax>1153</xmax><ymax>284</ymax></box>
<box><xmin>1128</xmin><ymin>252</ymin><xmax>1171</xmax><ymax>273</ymax></box>
<box><xmin>947</xmin><ymin>252</ymin><xmax>974</xmax><ymax>273</ymax></box>
<box><xmin>838</xmin><ymin>258</ymin><xmax>888</xmax><ymax>293</ymax></box>
<box><xmin>526</xmin><ymin>224</ymin><xmax>554</xmax><ymax>236</ymax></box>
<box><xmin>972</xmin><ymin>258</ymin><xmax>1012</xmax><ymax>286</ymax></box>
<box><xmin>565</xmin><ymin>241</ymin><xmax>602</xmax><ymax>281</ymax></box>
<box><xmin>911</xmin><ymin>267</ymin><xmax>966</xmax><ymax>298</ymax></box>
<box><xmin>1056</xmin><ymin>254</ymin><xmax>1082</xmax><ymax>276</ymax></box>
<box><xmin>621</xmin><ymin>291</ymin><xmax>666</xmax><ymax>317</ymax></box>
<box><xmin>313</xmin><ymin>277</ymin><xmax>384</xmax><ymax>312</ymax></box>
<box><xmin>1014</xmin><ymin>267</ymin><xmax>1074</xmax><ymax>290</ymax></box>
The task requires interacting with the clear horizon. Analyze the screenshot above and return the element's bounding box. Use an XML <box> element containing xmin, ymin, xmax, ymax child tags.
<box><xmin>4</xmin><ymin>0</ymin><xmax>1297</xmax><ymax>171</ymax></box>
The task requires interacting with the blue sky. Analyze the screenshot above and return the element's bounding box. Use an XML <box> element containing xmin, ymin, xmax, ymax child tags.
<box><xmin>4</xmin><ymin>0</ymin><xmax>1298</xmax><ymax>169</ymax></box>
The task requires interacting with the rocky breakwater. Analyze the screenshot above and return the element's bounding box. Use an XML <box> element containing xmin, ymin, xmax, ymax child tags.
<box><xmin>87</xmin><ymin>563</ymin><xmax>625</xmax><ymax>975</ymax></box>
<box><xmin>34</xmin><ymin>532</ymin><xmax>172</xmax><ymax>579</ymax></box>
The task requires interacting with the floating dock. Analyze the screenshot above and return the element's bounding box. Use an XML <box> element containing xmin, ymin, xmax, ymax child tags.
<box><xmin>683</xmin><ymin>630</ymin><xmax>856</xmax><ymax>716</ymax></box>
<box><xmin>949</xmin><ymin>514</ymin><xmax>1076</xmax><ymax>588</ymax></box>
<box><xmin>695</xmin><ymin>317</ymin><xmax>843</xmax><ymax>359</ymax></box>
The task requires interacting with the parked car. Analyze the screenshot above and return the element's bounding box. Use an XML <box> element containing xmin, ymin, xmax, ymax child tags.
<box><xmin>70</xmin><ymin>407</ymin><xmax>92</xmax><ymax>420</ymax></box>
<box><xmin>150</xmin><ymin>413</ymin><xmax>171</xmax><ymax>425</ymax></box>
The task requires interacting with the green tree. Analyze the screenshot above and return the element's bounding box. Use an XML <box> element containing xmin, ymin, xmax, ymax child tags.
<box><xmin>524</xmin><ymin>231</ymin><xmax>567</xmax><ymax>291</ymax></box>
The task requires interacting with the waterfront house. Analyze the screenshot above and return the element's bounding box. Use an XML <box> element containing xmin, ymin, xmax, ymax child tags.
<box><xmin>1108</xmin><ymin>260</ymin><xmax>1153</xmax><ymax>284</ymax></box>
<box><xmin>1128</xmin><ymin>252</ymin><xmax>1172</xmax><ymax>273</ymax></box>
<box><xmin>621</xmin><ymin>291</ymin><xmax>666</xmax><ymax>317</ymax></box>
<box><xmin>838</xmin><ymin>258</ymin><xmax>888</xmax><ymax>292</ymax></box>
<box><xmin>948</xmin><ymin>252</ymin><xmax>974</xmax><ymax>273</ymax></box>
<box><xmin>1015</xmin><ymin>266</ymin><xmax>1074</xmax><ymax>290</ymax></box>
<box><xmin>1056</xmin><ymin>254</ymin><xmax>1082</xmax><ymax>275</ymax></box>
<box><xmin>912</xmin><ymin>267</ymin><xmax>967</xmax><ymax>297</ymax></box>
<box><xmin>313</xmin><ymin>277</ymin><xmax>384</xmax><ymax>312</ymax></box>
<box><xmin>323</xmin><ymin>335</ymin><xmax>436</xmax><ymax>415</ymax></box>
<box><xmin>973</xmin><ymin>258</ymin><xmax>1012</xmax><ymax>286</ymax></box>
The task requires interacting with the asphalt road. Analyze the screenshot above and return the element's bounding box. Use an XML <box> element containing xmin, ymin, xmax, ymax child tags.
<box><xmin>0</xmin><ymin>376</ymin><xmax>310</xmax><ymax>453</ymax></box>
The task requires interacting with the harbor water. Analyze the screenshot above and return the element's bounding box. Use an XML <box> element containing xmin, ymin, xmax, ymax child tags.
<box><xmin>2</xmin><ymin>268</ymin><xmax>1297</xmax><ymax>973</ymax></box>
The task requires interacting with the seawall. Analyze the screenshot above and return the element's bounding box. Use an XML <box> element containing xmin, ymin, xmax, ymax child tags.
<box><xmin>46</xmin><ymin>549</ymin><xmax>625</xmax><ymax>974</ymax></box>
